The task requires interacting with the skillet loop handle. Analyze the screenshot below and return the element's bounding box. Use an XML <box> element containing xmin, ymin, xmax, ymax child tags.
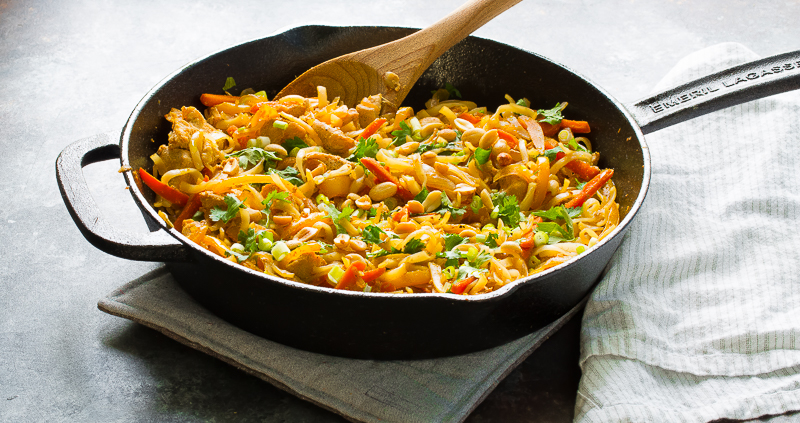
<box><xmin>56</xmin><ymin>132</ymin><xmax>192</xmax><ymax>262</ymax></box>
<box><xmin>630</xmin><ymin>50</ymin><xmax>800</xmax><ymax>134</ymax></box>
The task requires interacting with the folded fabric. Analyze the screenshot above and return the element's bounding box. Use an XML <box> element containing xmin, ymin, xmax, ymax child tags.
<box><xmin>575</xmin><ymin>43</ymin><xmax>800</xmax><ymax>422</ymax></box>
<box><xmin>99</xmin><ymin>266</ymin><xmax>586</xmax><ymax>423</ymax></box>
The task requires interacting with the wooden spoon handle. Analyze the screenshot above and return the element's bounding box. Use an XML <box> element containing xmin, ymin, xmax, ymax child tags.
<box><xmin>354</xmin><ymin>0</ymin><xmax>523</xmax><ymax>107</ymax></box>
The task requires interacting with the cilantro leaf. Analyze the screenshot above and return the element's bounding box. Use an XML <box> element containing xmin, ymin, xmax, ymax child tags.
<box><xmin>267</xmin><ymin>166</ymin><xmax>303</xmax><ymax>186</ymax></box>
<box><xmin>209</xmin><ymin>194</ymin><xmax>245</xmax><ymax>223</ymax></box>
<box><xmin>484</xmin><ymin>232</ymin><xmax>499</xmax><ymax>248</ymax></box>
<box><xmin>222</xmin><ymin>77</ymin><xmax>236</xmax><ymax>91</ymax></box>
<box><xmin>319</xmin><ymin>203</ymin><xmax>354</xmax><ymax>235</ymax></box>
<box><xmin>403</xmin><ymin>238</ymin><xmax>425</xmax><ymax>254</ymax></box>
<box><xmin>535</xmin><ymin>222</ymin><xmax>571</xmax><ymax>240</ymax></box>
<box><xmin>470</xmin><ymin>195</ymin><xmax>482</xmax><ymax>214</ymax></box>
<box><xmin>391</xmin><ymin>121</ymin><xmax>414</xmax><ymax>146</ymax></box>
<box><xmin>227</xmin><ymin>147</ymin><xmax>281</xmax><ymax>169</ymax></box>
<box><xmin>474</xmin><ymin>147</ymin><xmax>492</xmax><ymax>165</ymax></box>
<box><xmin>238</xmin><ymin>228</ymin><xmax>262</xmax><ymax>254</ymax></box>
<box><xmin>437</xmin><ymin>249</ymin><xmax>463</xmax><ymax>268</ymax></box>
<box><xmin>225</xmin><ymin>249</ymin><xmax>251</xmax><ymax>263</ymax></box>
<box><xmin>362</xmin><ymin>225</ymin><xmax>386</xmax><ymax>245</ymax></box>
<box><xmin>348</xmin><ymin>136</ymin><xmax>380</xmax><ymax>162</ymax></box>
<box><xmin>457</xmin><ymin>265</ymin><xmax>486</xmax><ymax>281</ymax></box>
<box><xmin>543</xmin><ymin>146</ymin><xmax>563</xmax><ymax>163</ymax></box>
<box><xmin>490</xmin><ymin>194</ymin><xmax>520</xmax><ymax>227</ymax></box>
<box><xmin>536</xmin><ymin>103</ymin><xmax>564</xmax><ymax>125</ymax></box>
<box><xmin>443</xmin><ymin>233</ymin><xmax>468</xmax><ymax>250</ymax></box>
<box><xmin>444</xmin><ymin>82</ymin><xmax>462</xmax><ymax>99</ymax></box>
<box><xmin>437</xmin><ymin>193</ymin><xmax>467</xmax><ymax>218</ymax></box>
<box><xmin>575</xmin><ymin>181</ymin><xmax>587</xmax><ymax>190</ymax></box>
<box><xmin>531</xmin><ymin>205</ymin><xmax>580</xmax><ymax>240</ymax></box>
<box><xmin>414</xmin><ymin>187</ymin><xmax>429</xmax><ymax>203</ymax></box>
<box><xmin>282</xmin><ymin>136</ymin><xmax>308</xmax><ymax>152</ymax></box>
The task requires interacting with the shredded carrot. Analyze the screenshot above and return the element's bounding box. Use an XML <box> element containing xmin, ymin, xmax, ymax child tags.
<box><xmin>200</xmin><ymin>93</ymin><xmax>239</xmax><ymax>107</ymax></box>
<box><xmin>335</xmin><ymin>261</ymin><xmax>367</xmax><ymax>290</ymax></box>
<box><xmin>360</xmin><ymin>267</ymin><xmax>386</xmax><ymax>284</ymax></box>
<box><xmin>564</xmin><ymin>169</ymin><xmax>614</xmax><ymax>208</ymax></box>
<box><xmin>359</xmin><ymin>157</ymin><xmax>414</xmax><ymax>201</ymax></box>
<box><xmin>360</xmin><ymin>117</ymin><xmax>387</xmax><ymax>140</ymax></box>
<box><xmin>560</xmin><ymin>119</ymin><xmax>591</xmax><ymax>133</ymax></box>
<box><xmin>496</xmin><ymin>129</ymin><xmax>518</xmax><ymax>148</ymax></box>
<box><xmin>450</xmin><ymin>276</ymin><xmax>476</xmax><ymax>295</ymax></box>
<box><xmin>543</xmin><ymin>138</ymin><xmax>600</xmax><ymax>181</ymax></box>
<box><xmin>457</xmin><ymin>112</ymin><xmax>481</xmax><ymax>125</ymax></box>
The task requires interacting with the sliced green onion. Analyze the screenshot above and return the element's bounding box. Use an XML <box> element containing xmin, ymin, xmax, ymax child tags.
<box><xmin>271</xmin><ymin>241</ymin><xmax>290</xmax><ymax>261</ymax></box>
<box><xmin>257</xmin><ymin>236</ymin><xmax>273</xmax><ymax>252</ymax></box>
<box><xmin>558</xmin><ymin>128</ymin><xmax>572</xmax><ymax>144</ymax></box>
<box><xmin>466</xmin><ymin>246</ymin><xmax>479</xmax><ymax>263</ymax></box>
<box><xmin>443</xmin><ymin>282</ymin><xmax>453</xmax><ymax>293</ymax></box>
<box><xmin>363</xmin><ymin>284</ymin><xmax>372</xmax><ymax>292</ymax></box>
<box><xmin>327</xmin><ymin>265</ymin><xmax>345</xmax><ymax>284</ymax></box>
<box><xmin>442</xmin><ymin>266</ymin><xmax>457</xmax><ymax>280</ymax></box>
<box><xmin>230</xmin><ymin>243</ymin><xmax>245</xmax><ymax>253</ymax></box>
<box><xmin>316</xmin><ymin>193</ymin><xmax>330</xmax><ymax>205</ymax></box>
<box><xmin>191</xmin><ymin>210</ymin><xmax>204</xmax><ymax>221</ymax></box>
<box><xmin>534</xmin><ymin>231</ymin><xmax>549</xmax><ymax>247</ymax></box>
<box><xmin>289</xmin><ymin>147</ymin><xmax>300</xmax><ymax>157</ymax></box>
<box><xmin>247</xmin><ymin>138</ymin><xmax>258</xmax><ymax>148</ymax></box>
<box><xmin>254</xmin><ymin>90</ymin><xmax>267</xmax><ymax>98</ymax></box>
<box><xmin>256</xmin><ymin>136</ymin><xmax>270</xmax><ymax>148</ymax></box>
<box><xmin>576</xmin><ymin>245</ymin><xmax>586</xmax><ymax>254</ymax></box>
<box><xmin>475</xmin><ymin>234</ymin><xmax>487</xmax><ymax>243</ymax></box>
<box><xmin>482</xmin><ymin>223</ymin><xmax>496</xmax><ymax>232</ymax></box>
<box><xmin>273</xmin><ymin>120</ymin><xmax>289</xmax><ymax>130</ymax></box>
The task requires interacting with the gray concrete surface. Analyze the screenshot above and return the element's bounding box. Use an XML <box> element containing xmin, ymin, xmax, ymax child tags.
<box><xmin>1</xmin><ymin>0</ymin><xmax>798</xmax><ymax>421</ymax></box>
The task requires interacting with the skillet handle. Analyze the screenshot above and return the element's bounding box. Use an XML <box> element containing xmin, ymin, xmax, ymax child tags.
<box><xmin>56</xmin><ymin>132</ymin><xmax>192</xmax><ymax>262</ymax></box>
<box><xmin>629</xmin><ymin>50</ymin><xmax>800</xmax><ymax>134</ymax></box>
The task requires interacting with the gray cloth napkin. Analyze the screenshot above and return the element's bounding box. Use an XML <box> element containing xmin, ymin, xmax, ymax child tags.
<box><xmin>575</xmin><ymin>43</ymin><xmax>800</xmax><ymax>422</ymax></box>
<box><xmin>99</xmin><ymin>266</ymin><xmax>586</xmax><ymax>423</ymax></box>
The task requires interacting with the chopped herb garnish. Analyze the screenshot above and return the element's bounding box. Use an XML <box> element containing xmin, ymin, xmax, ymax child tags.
<box><xmin>282</xmin><ymin>136</ymin><xmax>308</xmax><ymax>152</ymax></box>
<box><xmin>267</xmin><ymin>166</ymin><xmax>303</xmax><ymax>186</ymax></box>
<box><xmin>543</xmin><ymin>146</ymin><xmax>564</xmax><ymax>163</ymax></box>
<box><xmin>319</xmin><ymin>203</ymin><xmax>355</xmax><ymax>235</ymax></box>
<box><xmin>414</xmin><ymin>187</ymin><xmax>430</xmax><ymax>203</ymax></box>
<box><xmin>391</xmin><ymin>121</ymin><xmax>414</xmax><ymax>146</ymax></box>
<box><xmin>474</xmin><ymin>147</ymin><xmax>492</xmax><ymax>165</ymax></box>
<box><xmin>348</xmin><ymin>136</ymin><xmax>380</xmax><ymax>162</ymax></box>
<box><xmin>222</xmin><ymin>77</ymin><xmax>236</xmax><ymax>91</ymax></box>
<box><xmin>490</xmin><ymin>193</ymin><xmax>520</xmax><ymax>227</ymax></box>
<box><xmin>470</xmin><ymin>195</ymin><xmax>482</xmax><ymax>214</ymax></box>
<box><xmin>536</xmin><ymin>103</ymin><xmax>564</xmax><ymax>125</ymax></box>
<box><xmin>403</xmin><ymin>238</ymin><xmax>425</xmax><ymax>254</ymax></box>
<box><xmin>484</xmin><ymin>233</ymin><xmax>499</xmax><ymax>248</ymax></box>
<box><xmin>444</xmin><ymin>82</ymin><xmax>462</xmax><ymax>99</ymax></box>
<box><xmin>362</xmin><ymin>225</ymin><xmax>386</xmax><ymax>245</ymax></box>
<box><xmin>437</xmin><ymin>193</ymin><xmax>467</xmax><ymax>218</ymax></box>
<box><xmin>443</xmin><ymin>233</ymin><xmax>468</xmax><ymax>250</ymax></box>
<box><xmin>210</xmin><ymin>194</ymin><xmax>245</xmax><ymax>223</ymax></box>
<box><xmin>227</xmin><ymin>147</ymin><xmax>281</xmax><ymax>169</ymax></box>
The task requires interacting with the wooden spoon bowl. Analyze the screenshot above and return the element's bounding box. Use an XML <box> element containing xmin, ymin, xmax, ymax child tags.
<box><xmin>276</xmin><ymin>0</ymin><xmax>522</xmax><ymax>109</ymax></box>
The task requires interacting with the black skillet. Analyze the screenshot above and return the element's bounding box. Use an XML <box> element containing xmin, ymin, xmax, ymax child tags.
<box><xmin>56</xmin><ymin>26</ymin><xmax>800</xmax><ymax>359</ymax></box>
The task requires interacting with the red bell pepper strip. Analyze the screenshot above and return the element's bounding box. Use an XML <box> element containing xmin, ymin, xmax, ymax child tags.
<box><xmin>335</xmin><ymin>261</ymin><xmax>367</xmax><ymax>290</ymax></box>
<box><xmin>173</xmin><ymin>194</ymin><xmax>202</xmax><ymax>232</ymax></box>
<box><xmin>138</xmin><ymin>168</ymin><xmax>189</xmax><ymax>207</ymax></box>
<box><xmin>542</xmin><ymin>138</ymin><xmax>600</xmax><ymax>181</ymax></box>
<box><xmin>518</xmin><ymin>217</ymin><xmax>544</xmax><ymax>250</ymax></box>
<box><xmin>359</xmin><ymin>157</ymin><xmax>415</xmax><ymax>201</ymax></box>
<box><xmin>457</xmin><ymin>112</ymin><xmax>482</xmax><ymax>125</ymax></box>
<box><xmin>360</xmin><ymin>267</ymin><xmax>386</xmax><ymax>284</ymax></box>
<box><xmin>199</xmin><ymin>93</ymin><xmax>239</xmax><ymax>107</ymax></box>
<box><xmin>564</xmin><ymin>169</ymin><xmax>614</xmax><ymax>209</ymax></box>
<box><xmin>360</xmin><ymin>118</ymin><xmax>387</xmax><ymax>140</ymax></box>
<box><xmin>496</xmin><ymin>129</ymin><xmax>518</xmax><ymax>148</ymax></box>
<box><xmin>450</xmin><ymin>276</ymin><xmax>476</xmax><ymax>295</ymax></box>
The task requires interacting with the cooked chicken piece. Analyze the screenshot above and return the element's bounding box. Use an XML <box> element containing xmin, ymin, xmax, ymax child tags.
<box><xmin>277</xmin><ymin>102</ymin><xmax>307</xmax><ymax>117</ymax></box>
<box><xmin>340</xmin><ymin>108</ymin><xmax>361</xmax><ymax>129</ymax></box>
<box><xmin>284</xmin><ymin>251</ymin><xmax>325</xmax><ymax>281</ymax></box>
<box><xmin>311</xmin><ymin>120</ymin><xmax>355</xmax><ymax>155</ymax></box>
<box><xmin>356</xmin><ymin>94</ymin><xmax>382</xmax><ymax>128</ymax></box>
<box><xmin>165</xmin><ymin>107</ymin><xmax>220</xmax><ymax>150</ymax></box>
<box><xmin>156</xmin><ymin>144</ymin><xmax>193</xmax><ymax>173</ymax></box>
<box><xmin>303</xmin><ymin>151</ymin><xmax>350</xmax><ymax>172</ymax></box>
<box><xmin>260</xmin><ymin>118</ymin><xmax>306</xmax><ymax>144</ymax></box>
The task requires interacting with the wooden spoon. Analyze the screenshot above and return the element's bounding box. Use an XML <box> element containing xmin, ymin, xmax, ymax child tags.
<box><xmin>275</xmin><ymin>0</ymin><xmax>523</xmax><ymax>109</ymax></box>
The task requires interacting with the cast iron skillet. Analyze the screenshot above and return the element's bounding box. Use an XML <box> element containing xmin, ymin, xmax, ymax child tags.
<box><xmin>57</xmin><ymin>26</ymin><xmax>800</xmax><ymax>359</ymax></box>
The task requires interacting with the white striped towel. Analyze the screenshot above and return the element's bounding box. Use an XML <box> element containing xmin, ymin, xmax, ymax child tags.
<box><xmin>575</xmin><ymin>43</ymin><xmax>800</xmax><ymax>422</ymax></box>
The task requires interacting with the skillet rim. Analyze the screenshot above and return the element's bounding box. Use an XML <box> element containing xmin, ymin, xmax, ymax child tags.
<box><xmin>119</xmin><ymin>24</ymin><xmax>652</xmax><ymax>303</ymax></box>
